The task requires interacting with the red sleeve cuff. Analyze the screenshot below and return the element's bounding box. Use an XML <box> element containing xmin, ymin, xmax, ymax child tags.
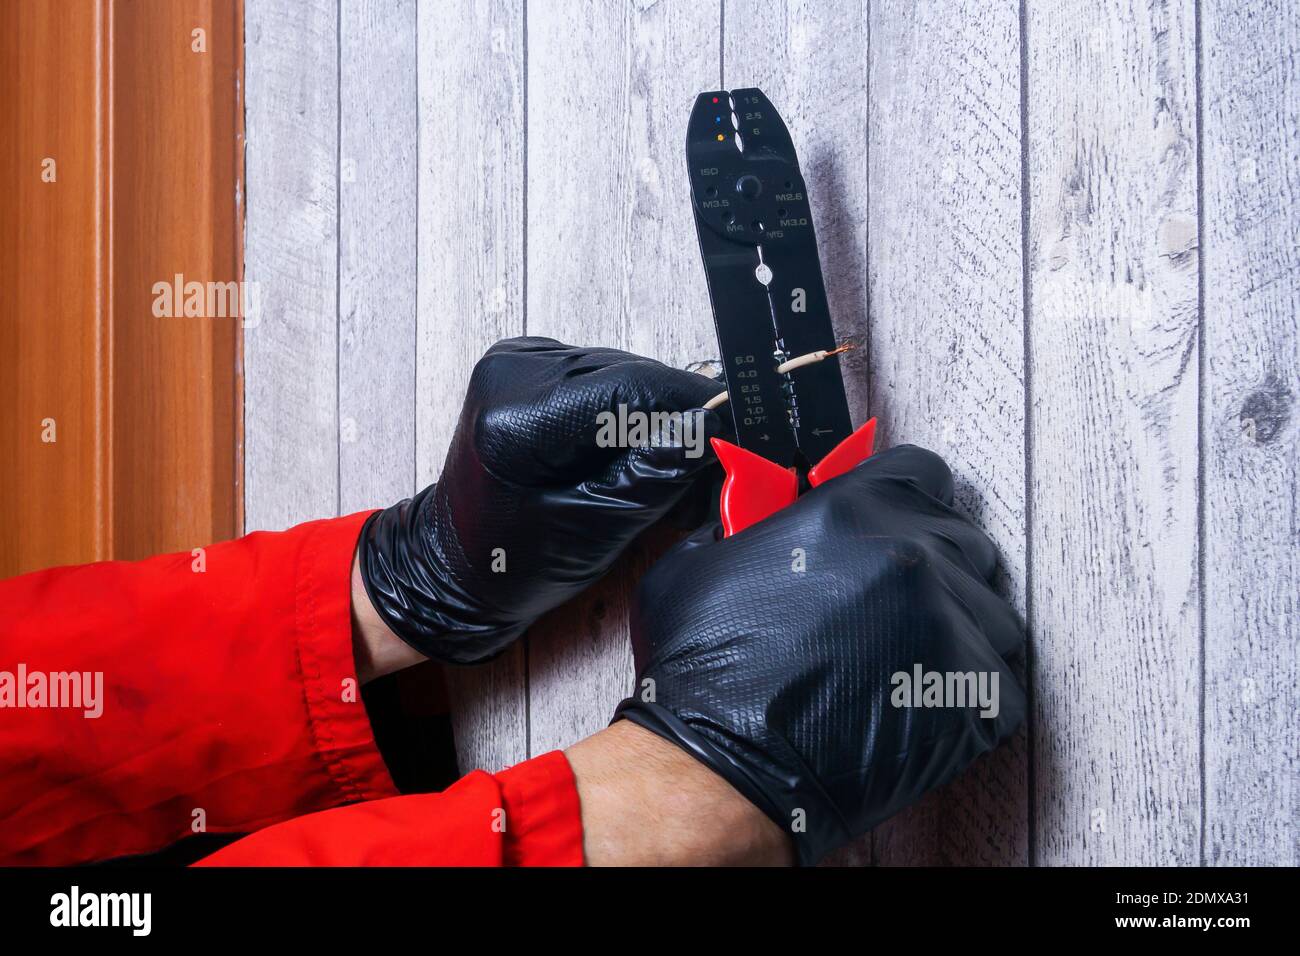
<box><xmin>195</xmin><ymin>752</ymin><xmax>585</xmax><ymax>866</ymax></box>
<box><xmin>293</xmin><ymin>509</ymin><xmax>399</xmax><ymax>805</ymax></box>
<box><xmin>496</xmin><ymin>750</ymin><xmax>585</xmax><ymax>866</ymax></box>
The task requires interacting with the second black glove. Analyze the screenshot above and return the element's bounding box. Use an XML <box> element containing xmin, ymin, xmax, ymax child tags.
<box><xmin>615</xmin><ymin>445</ymin><xmax>1026</xmax><ymax>864</ymax></box>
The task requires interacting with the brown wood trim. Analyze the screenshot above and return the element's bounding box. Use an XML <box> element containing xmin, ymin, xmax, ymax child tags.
<box><xmin>97</xmin><ymin>0</ymin><xmax>114</xmax><ymax>560</ymax></box>
<box><xmin>0</xmin><ymin>0</ymin><xmax>244</xmax><ymax>576</ymax></box>
<box><xmin>0</xmin><ymin>0</ymin><xmax>112</xmax><ymax>574</ymax></box>
<box><xmin>232</xmin><ymin>0</ymin><xmax>245</xmax><ymax>538</ymax></box>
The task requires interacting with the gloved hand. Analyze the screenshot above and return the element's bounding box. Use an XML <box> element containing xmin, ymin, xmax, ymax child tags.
<box><xmin>614</xmin><ymin>444</ymin><xmax>1025</xmax><ymax>865</ymax></box>
<box><xmin>358</xmin><ymin>337</ymin><xmax>723</xmax><ymax>664</ymax></box>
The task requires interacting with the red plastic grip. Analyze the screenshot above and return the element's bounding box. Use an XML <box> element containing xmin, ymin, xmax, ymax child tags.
<box><xmin>711</xmin><ymin>419</ymin><xmax>877</xmax><ymax>537</ymax></box>
<box><xmin>808</xmin><ymin>418</ymin><xmax>877</xmax><ymax>488</ymax></box>
<box><xmin>711</xmin><ymin>437</ymin><xmax>799</xmax><ymax>537</ymax></box>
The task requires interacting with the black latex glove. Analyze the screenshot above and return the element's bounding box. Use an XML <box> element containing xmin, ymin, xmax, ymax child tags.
<box><xmin>614</xmin><ymin>444</ymin><xmax>1025</xmax><ymax>865</ymax></box>
<box><xmin>358</xmin><ymin>337</ymin><xmax>723</xmax><ymax>664</ymax></box>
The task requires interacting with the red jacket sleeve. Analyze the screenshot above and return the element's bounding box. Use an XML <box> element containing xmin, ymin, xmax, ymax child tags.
<box><xmin>0</xmin><ymin>511</ymin><xmax>398</xmax><ymax>865</ymax></box>
<box><xmin>193</xmin><ymin>750</ymin><xmax>584</xmax><ymax>866</ymax></box>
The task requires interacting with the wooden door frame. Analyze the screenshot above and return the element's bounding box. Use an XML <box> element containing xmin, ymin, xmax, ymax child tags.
<box><xmin>1</xmin><ymin>0</ymin><xmax>244</xmax><ymax>575</ymax></box>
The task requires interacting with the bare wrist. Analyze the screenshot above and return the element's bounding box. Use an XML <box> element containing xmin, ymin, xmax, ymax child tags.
<box><xmin>351</xmin><ymin>552</ymin><xmax>426</xmax><ymax>684</ymax></box>
<box><xmin>566</xmin><ymin>720</ymin><xmax>793</xmax><ymax>866</ymax></box>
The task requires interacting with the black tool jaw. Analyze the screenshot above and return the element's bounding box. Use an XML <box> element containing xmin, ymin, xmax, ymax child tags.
<box><xmin>686</xmin><ymin>88</ymin><xmax>853</xmax><ymax>468</ymax></box>
<box><xmin>687</xmin><ymin>89</ymin><xmax>804</xmax><ymax>246</ymax></box>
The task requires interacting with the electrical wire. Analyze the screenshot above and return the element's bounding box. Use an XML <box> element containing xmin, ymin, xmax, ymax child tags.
<box><xmin>703</xmin><ymin>343</ymin><xmax>855</xmax><ymax>410</ymax></box>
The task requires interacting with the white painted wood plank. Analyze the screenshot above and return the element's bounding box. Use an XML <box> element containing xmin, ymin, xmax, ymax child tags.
<box><xmin>726</xmin><ymin>0</ymin><xmax>1028</xmax><ymax>866</ymax></box>
<box><xmin>1027</xmin><ymin>0</ymin><xmax>1201</xmax><ymax>865</ymax></box>
<box><xmin>416</xmin><ymin>0</ymin><xmax>527</xmax><ymax>774</ymax></box>
<box><xmin>1201</xmin><ymin>0</ymin><xmax>1299</xmax><ymax>866</ymax></box>
<box><xmin>863</xmin><ymin>0</ymin><xmax>1028</xmax><ymax>867</ymax></box>
<box><xmin>723</xmin><ymin>0</ymin><xmax>872</xmax><ymax>424</ymax></box>
<box><xmin>525</xmin><ymin>0</ymin><xmax>722</xmax><ymax>757</ymax></box>
<box><xmin>339</xmin><ymin>0</ymin><xmax>417</xmax><ymax>514</ymax></box>
<box><xmin>244</xmin><ymin>0</ymin><xmax>1300</xmax><ymax>867</ymax></box>
<box><xmin>244</xmin><ymin>0</ymin><xmax>339</xmax><ymax>531</ymax></box>
<box><xmin>723</xmin><ymin>0</ymin><xmax>872</xmax><ymax>868</ymax></box>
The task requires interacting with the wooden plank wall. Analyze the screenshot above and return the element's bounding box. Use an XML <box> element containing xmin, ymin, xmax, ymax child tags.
<box><xmin>1028</xmin><ymin>0</ymin><xmax>1202</xmax><ymax>866</ymax></box>
<box><xmin>244</xmin><ymin>0</ymin><xmax>1298</xmax><ymax>865</ymax></box>
<box><xmin>1201</xmin><ymin>0</ymin><xmax>1298</xmax><ymax>865</ymax></box>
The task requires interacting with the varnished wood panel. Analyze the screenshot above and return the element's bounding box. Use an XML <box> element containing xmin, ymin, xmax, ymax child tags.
<box><xmin>111</xmin><ymin>0</ymin><xmax>243</xmax><ymax>557</ymax></box>
<box><xmin>0</xmin><ymin>0</ymin><xmax>242</xmax><ymax>576</ymax></box>
<box><xmin>0</xmin><ymin>0</ymin><xmax>112</xmax><ymax>574</ymax></box>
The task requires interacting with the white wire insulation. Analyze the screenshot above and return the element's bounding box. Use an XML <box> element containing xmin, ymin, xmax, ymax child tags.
<box><xmin>703</xmin><ymin>344</ymin><xmax>854</xmax><ymax>410</ymax></box>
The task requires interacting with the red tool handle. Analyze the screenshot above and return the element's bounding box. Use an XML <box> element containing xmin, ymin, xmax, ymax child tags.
<box><xmin>711</xmin><ymin>438</ymin><xmax>799</xmax><ymax>537</ymax></box>
<box><xmin>711</xmin><ymin>418</ymin><xmax>878</xmax><ymax>537</ymax></box>
<box><xmin>808</xmin><ymin>418</ymin><xmax>877</xmax><ymax>488</ymax></box>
